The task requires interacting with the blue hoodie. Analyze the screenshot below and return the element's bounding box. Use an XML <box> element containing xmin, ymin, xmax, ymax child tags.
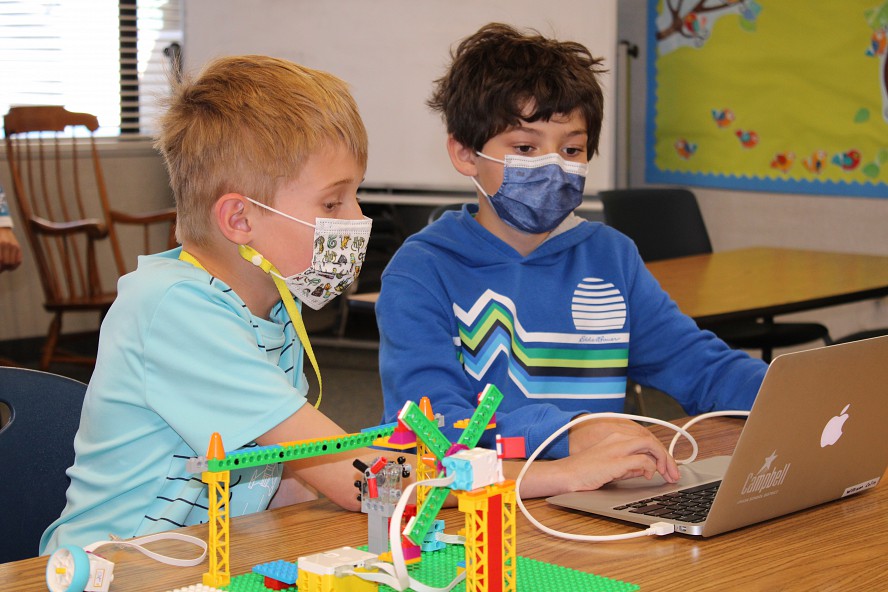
<box><xmin>377</xmin><ymin>205</ymin><xmax>766</xmax><ymax>459</ymax></box>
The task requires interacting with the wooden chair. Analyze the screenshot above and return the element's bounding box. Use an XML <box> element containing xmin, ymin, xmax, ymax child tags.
<box><xmin>3</xmin><ymin>106</ymin><xmax>176</xmax><ymax>369</ymax></box>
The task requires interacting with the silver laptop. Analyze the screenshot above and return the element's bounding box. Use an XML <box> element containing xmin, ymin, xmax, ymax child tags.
<box><xmin>547</xmin><ymin>335</ymin><xmax>888</xmax><ymax>536</ymax></box>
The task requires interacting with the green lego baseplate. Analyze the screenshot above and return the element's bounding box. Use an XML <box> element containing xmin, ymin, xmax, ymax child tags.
<box><xmin>213</xmin><ymin>543</ymin><xmax>638</xmax><ymax>592</ymax></box>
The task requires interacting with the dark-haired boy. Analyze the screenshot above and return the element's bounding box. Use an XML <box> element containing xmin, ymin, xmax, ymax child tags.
<box><xmin>377</xmin><ymin>23</ymin><xmax>766</xmax><ymax>497</ymax></box>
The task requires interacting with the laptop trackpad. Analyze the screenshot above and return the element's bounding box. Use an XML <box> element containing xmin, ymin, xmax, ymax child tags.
<box><xmin>608</xmin><ymin>455</ymin><xmax>729</xmax><ymax>492</ymax></box>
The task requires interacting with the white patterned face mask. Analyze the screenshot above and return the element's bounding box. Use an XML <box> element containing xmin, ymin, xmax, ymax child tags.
<box><xmin>244</xmin><ymin>197</ymin><xmax>372</xmax><ymax>310</ymax></box>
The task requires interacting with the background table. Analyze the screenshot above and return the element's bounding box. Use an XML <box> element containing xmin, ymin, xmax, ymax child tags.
<box><xmin>3</xmin><ymin>416</ymin><xmax>886</xmax><ymax>591</ymax></box>
<box><xmin>646</xmin><ymin>247</ymin><xmax>888</xmax><ymax>324</ymax></box>
<box><xmin>340</xmin><ymin>247</ymin><xmax>888</xmax><ymax>327</ymax></box>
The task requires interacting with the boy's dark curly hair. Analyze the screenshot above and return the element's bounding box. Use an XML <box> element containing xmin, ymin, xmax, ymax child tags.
<box><xmin>428</xmin><ymin>22</ymin><xmax>606</xmax><ymax>160</ymax></box>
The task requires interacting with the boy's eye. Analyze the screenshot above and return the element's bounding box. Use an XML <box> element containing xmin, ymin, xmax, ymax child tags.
<box><xmin>515</xmin><ymin>145</ymin><xmax>534</xmax><ymax>154</ymax></box>
<box><xmin>564</xmin><ymin>147</ymin><xmax>584</xmax><ymax>157</ymax></box>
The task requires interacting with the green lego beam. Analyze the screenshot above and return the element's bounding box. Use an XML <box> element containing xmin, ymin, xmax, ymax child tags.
<box><xmin>455</xmin><ymin>384</ymin><xmax>502</xmax><ymax>448</ymax></box>
<box><xmin>402</xmin><ymin>384</ymin><xmax>503</xmax><ymax>544</ymax></box>
<box><xmin>205</xmin><ymin>425</ymin><xmax>395</xmax><ymax>472</ymax></box>
<box><xmin>398</xmin><ymin>401</ymin><xmax>452</xmax><ymax>460</ymax></box>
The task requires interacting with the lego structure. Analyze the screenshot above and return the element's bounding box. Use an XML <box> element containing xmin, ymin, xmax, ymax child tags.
<box><xmin>397</xmin><ymin>385</ymin><xmax>501</xmax><ymax>550</ymax></box>
<box><xmin>52</xmin><ymin>384</ymin><xmax>644</xmax><ymax>592</ymax></box>
<box><xmin>186</xmin><ymin>424</ymin><xmax>398</xmax><ymax>587</ymax></box>
<box><xmin>413</xmin><ymin>397</ymin><xmax>437</xmax><ymax>508</ymax></box>
<box><xmin>353</xmin><ymin>456</ymin><xmax>413</xmax><ymax>557</ymax></box>
<box><xmin>180</xmin><ymin>385</ymin><xmax>518</xmax><ymax>592</ymax></box>
<box><xmin>397</xmin><ymin>385</ymin><xmax>515</xmax><ymax>592</ymax></box>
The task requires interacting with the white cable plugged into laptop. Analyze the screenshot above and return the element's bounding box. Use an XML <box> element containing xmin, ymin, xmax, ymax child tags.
<box><xmin>667</xmin><ymin>410</ymin><xmax>750</xmax><ymax>457</ymax></box>
<box><xmin>515</xmin><ymin>410</ymin><xmax>746</xmax><ymax>542</ymax></box>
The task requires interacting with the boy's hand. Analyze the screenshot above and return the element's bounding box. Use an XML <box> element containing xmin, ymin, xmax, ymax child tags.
<box><xmin>508</xmin><ymin>422</ymin><xmax>680</xmax><ymax>498</ymax></box>
<box><xmin>560</xmin><ymin>430</ymin><xmax>680</xmax><ymax>492</ymax></box>
<box><xmin>569</xmin><ymin>415</ymin><xmax>663</xmax><ymax>454</ymax></box>
<box><xmin>0</xmin><ymin>228</ymin><xmax>23</xmax><ymax>272</ymax></box>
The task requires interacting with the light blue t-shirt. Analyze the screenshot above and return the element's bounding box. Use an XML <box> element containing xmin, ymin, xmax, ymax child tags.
<box><xmin>40</xmin><ymin>248</ymin><xmax>308</xmax><ymax>554</ymax></box>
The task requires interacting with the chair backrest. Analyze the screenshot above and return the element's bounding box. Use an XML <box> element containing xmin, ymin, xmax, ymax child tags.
<box><xmin>427</xmin><ymin>202</ymin><xmax>465</xmax><ymax>225</ymax></box>
<box><xmin>3</xmin><ymin>106</ymin><xmax>176</xmax><ymax>307</ymax></box>
<box><xmin>4</xmin><ymin>106</ymin><xmax>119</xmax><ymax>306</ymax></box>
<box><xmin>0</xmin><ymin>367</ymin><xmax>87</xmax><ymax>562</ymax></box>
<box><xmin>598</xmin><ymin>188</ymin><xmax>713</xmax><ymax>262</ymax></box>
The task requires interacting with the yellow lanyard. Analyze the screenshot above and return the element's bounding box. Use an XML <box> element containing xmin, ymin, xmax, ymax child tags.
<box><xmin>178</xmin><ymin>248</ymin><xmax>322</xmax><ymax>409</ymax></box>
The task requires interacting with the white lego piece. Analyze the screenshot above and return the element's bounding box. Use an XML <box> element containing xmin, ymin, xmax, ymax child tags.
<box><xmin>442</xmin><ymin>447</ymin><xmax>504</xmax><ymax>491</ymax></box>
<box><xmin>297</xmin><ymin>546</ymin><xmax>378</xmax><ymax>576</ymax></box>
<box><xmin>166</xmin><ymin>584</ymin><xmax>225</xmax><ymax>592</ymax></box>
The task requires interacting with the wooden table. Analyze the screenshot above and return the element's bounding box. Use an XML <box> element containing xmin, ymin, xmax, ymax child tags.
<box><xmin>646</xmin><ymin>247</ymin><xmax>888</xmax><ymax>324</ymax></box>
<box><xmin>4</xmin><ymin>417</ymin><xmax>886</xmax><ymax>591</ymax></box>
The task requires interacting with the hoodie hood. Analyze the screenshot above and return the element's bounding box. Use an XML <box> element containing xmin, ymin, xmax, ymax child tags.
<box><xmin>404</xmin><ymin>203</ymin><xmax>604</xmax><ymax>267</ymax></box>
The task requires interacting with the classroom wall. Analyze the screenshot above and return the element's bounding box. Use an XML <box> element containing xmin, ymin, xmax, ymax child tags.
<box><xmin>2</xmin><ymin>2</ymin><xmax>885</xmax><ymax>346</ymax></box>
<box><xmin>617</xmin><ymin>0</ymin><xmax>888</xmax><ymax>349</ymax></box>
<box><xmin>182</xmin><ymin>0</ymin><xmax>619</xmax><ymax>195</ymax></box>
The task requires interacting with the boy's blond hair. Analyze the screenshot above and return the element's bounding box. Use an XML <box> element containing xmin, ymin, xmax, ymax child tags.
<box><xmin>155</xmin><ymin>55</ymin><xmax>368</xmax><ymax>245</ymax></box>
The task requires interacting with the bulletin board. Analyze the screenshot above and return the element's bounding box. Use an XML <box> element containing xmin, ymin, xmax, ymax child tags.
<box><xmin>646</xmin><ymin>0</ymin><xmax>888</xmax><ymax>198</ymax></box>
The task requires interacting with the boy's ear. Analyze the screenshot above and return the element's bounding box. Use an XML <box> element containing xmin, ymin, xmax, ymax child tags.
<box><xmin>215</xmin><ymin>194</ymin><xmax>253</xmax><ymax>244</ymax></box>
<box><xmin>446</xmin><ymin>135</ymin><xmax>479</xmax><ymax>177</ymax></box>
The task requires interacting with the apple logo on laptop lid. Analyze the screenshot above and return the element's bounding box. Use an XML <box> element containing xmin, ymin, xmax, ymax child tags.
<box><xmin>820</xmin><ymin>404</ymin><xmax>850</xmax><ymax>448</ymax></box>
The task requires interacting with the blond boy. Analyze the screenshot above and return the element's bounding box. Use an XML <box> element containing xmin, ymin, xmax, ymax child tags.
<box><xmin>41</xmin><ymin>55</ymin><xmax>374</xmax><ymax>554</ymax></box>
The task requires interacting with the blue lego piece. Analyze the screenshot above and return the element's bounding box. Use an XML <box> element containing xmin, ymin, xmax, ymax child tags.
<box><xmin>421</xmin><ymin>520</ymin><xmax>446</xmax><ymax>551</ymax></box>
<box><xmin>421</xmin><ymin>539</ymin><xmax>445</xmax><ymax>552</ymax></box>
<box><xmin>252</xmin><ymin>559</ymin><xmax>298</xmax><ymax>585</ymax></box>
<box><xmin>225</xmin><ymin>572</ymin><xmax>298</xmax><ymax>592</ymax></box>
<box><xmin>441</xmin><ymin>455</ymin><xmax>474</xmax><ymax>490</ymax></box>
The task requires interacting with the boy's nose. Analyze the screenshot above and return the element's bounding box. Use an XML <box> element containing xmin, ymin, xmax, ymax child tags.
<box><xmin>345</xmin><ymin>196</ymin><xmax>365</xmax><ymax>219</ymax></box>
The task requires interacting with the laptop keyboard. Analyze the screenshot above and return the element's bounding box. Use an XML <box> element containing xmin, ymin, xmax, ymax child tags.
<box><xmin>613</xmin><ymin>481</ymin><xmax>721</xmax><ymax>523</ymax></box>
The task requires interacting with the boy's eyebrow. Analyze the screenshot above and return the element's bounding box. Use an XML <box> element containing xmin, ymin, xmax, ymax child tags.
<box><xmin>508</xmin><ymin>124</ymin><xmax>588</xmax><ymax>139</ymax></box>
<box><xmin>322</xmin><ymin>176</ymin><xmax>361</xmax><ymax>190</ymax></box>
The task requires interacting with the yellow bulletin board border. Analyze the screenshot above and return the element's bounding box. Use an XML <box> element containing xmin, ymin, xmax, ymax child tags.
<box><xmin>646</xmin><ymin>0</ymin><xmax>888</xmax><ymax>198</ymax></box>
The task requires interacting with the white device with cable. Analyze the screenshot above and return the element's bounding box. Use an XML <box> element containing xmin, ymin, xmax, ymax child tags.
<box><xmin>45</xmin><ymin>532</ymin><xmax>207</xmax><ymax>592</ymax></box>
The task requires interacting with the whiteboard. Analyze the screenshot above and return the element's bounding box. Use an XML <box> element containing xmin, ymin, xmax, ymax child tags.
<box><xmin>184</xmin><ymin>0</ymin><xmax>616</xmax><ymax>193</ymax></box>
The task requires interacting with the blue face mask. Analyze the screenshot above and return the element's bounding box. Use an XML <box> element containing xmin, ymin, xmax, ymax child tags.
<box><xmin>472</xmin><ymin>152</ymin><xmax>587</xmax><ymax>234</ymax></box>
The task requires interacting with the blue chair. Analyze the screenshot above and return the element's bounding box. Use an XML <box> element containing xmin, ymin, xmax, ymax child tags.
<box><xmin>0</xmin><ymin>367</ymin><xmax>86</xmax><ymax>562</ymax></box>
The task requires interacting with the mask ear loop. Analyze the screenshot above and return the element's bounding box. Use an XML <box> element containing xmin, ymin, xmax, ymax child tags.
<box><xmin>179</xmin><ymin>247</ymin><xmax>323</xmax><ymax>409</ymax></box>
<box><xmin>237</xmin><ymin>244</ymin><xmax>323</xmax><ymax>409</ymax></box>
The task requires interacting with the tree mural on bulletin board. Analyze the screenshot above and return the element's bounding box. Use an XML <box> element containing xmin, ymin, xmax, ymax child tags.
<box><xmin>646</xmin><ymin>0</ymin><xmax>888</xmax><ymax>198</ymax></box>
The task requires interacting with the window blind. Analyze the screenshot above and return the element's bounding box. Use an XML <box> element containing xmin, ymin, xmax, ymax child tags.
<box><xmin>0</xmin><ymin>0</ymin><xmax>182</xmax><ymax>137</ymax></box>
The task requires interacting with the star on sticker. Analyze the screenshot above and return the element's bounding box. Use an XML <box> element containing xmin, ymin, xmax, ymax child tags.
<box><xmin>758</xmin><ymin>450</ymin><xmax>778</xmax><ymax>474</ymax></box>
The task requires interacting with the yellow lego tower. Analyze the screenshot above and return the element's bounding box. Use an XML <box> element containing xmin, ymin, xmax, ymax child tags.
<box><xmin>455</xmin><ymin>480</ymin><xmax>517</xmax><ymax>592</ymax></box>
<box><xmin>202</xmin><ymin>432</ymin><xmax>231</xmax><ymax>588</ymax></box>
